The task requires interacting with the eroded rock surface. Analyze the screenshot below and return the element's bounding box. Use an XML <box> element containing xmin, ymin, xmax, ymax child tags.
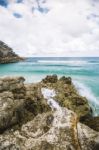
<box><xmin>0</xmin><ymin>108</ymin><xmax>99</xmax><ymax>150</ymax></box>
<box><xmin>0</xmin><ymin>77</ymin><xmax>26</xmax><ymax>132</ymax></box>
<box><xmin>0</xmin><ymin>76</ymin><xmax>51</xmax><ymax>133</ymax></box>
<box><xmin>41</xmin><ymin>75</ymin><xmax>92</xmax><ymax>120</ymax></box>
<box><xmin>0</xmin><ymin>41</ymin><xmax>23</xmax><ymax>64</ymax></box>
<box><xmin>0</xmin><ymin>75</ymin><xmax>99</xmax><ymax>150</ymax></box>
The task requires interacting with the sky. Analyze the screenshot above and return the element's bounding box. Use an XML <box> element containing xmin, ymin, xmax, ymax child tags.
<box><xmin>0</xmin><ymin>0</ymin><xmax>99</xmax><ymax>57</ymax></box>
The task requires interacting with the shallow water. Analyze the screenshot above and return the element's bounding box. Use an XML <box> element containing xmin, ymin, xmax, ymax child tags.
<box><xmin>0</xmin><ymin>57</ymin><xmax>99</xmax><ymax>115</ymax></box>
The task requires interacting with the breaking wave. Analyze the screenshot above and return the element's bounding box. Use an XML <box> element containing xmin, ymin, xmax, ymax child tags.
<box><xmin>37</xmin><ymin>60</ymin><xmax>99</xmax><ymax>65</ymax></box>
<box><xmin>38</xmin><ymin>60</ymin><xmax>89</xmax><ymax>66</ymax></box>
<box><xmin>73</xmin><ymin>80</ymin><xmax>99</xmax><ymax>116</ymax></box>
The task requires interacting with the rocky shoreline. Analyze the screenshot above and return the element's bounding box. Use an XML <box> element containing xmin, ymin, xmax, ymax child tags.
<box><xmin>0</xmin><ymin>75</ymin><xmax>99</xmax><ymax>150</ymax></box>
<box><xmin>0</xmin><ymin>41</ymin><xmax>24</xmax><ymax>64</ymax></box>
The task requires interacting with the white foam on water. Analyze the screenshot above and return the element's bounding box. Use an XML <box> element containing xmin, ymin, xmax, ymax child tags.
<box><xmin>38</xmin><ymin>60</ymin><xmax>88</xmax><ymax>66</ymax></box>
<box><xmin>41</xmin><ymin>88</ymin><xmax>61</xmax><ymax>111</ymax></box>
<box><xmin>73</xmin><ymin>80</ymin><xmax>99</xmax><ymax>116</ymax></box>
<box><xmin>41</xmin><ymin>88</ymin><xmax>56</xmax><ymax>98</ymax></box>
<box><xmin>41</xmin><ymin>88</ymin><xmax>65</xmax><ymax>128</ymax></box>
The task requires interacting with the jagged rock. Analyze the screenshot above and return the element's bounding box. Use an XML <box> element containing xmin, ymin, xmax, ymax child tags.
<box><xmin>0</xmin><ymin>77</ymin><xmax>26</xmax><ymax>99</ymax></box>
<box><xmin>0</xmin><ymin>41</ymin><xmax>24</xmax><ymax>64</ymax></box>
<box><xmin>59</xmin><ymin>76</ymin><xmax>72</xmax><ymax>84</ymax></box>
<box><xmin>25</xmin><ymin>84</ymin><xmax>51</xmax><ymax>116</ymax></box>
<box><xmin>0</xmin><ymin>91</ymin><xmax>25</xmax><ymax>133</ymax></box>
<box><xmin>41</xmin><ymin>75</ymin><xmax>92</xmax><ymax>120</ymax></box>
<box><xmin>0</xmin><ymin>77</ymin><xmax>26</xmax><ymax>132</ymax></box>
<box><xmin>0</xmin><ymin>75</ymin><xmax>99</xmax><ymax>150</ymax></box>
<box><xmin>0</xmin><ymin>77</ymin><xmax>51</xmax><ymax>133</ymax></box>
<box><xmin>0</xmin><ymin>76</ymin><xmax>25</xmax><ymax>89</ymax></box>
<box><xmin>0</xmin><ymin>108</ymin><xmax>99</xmax><ymax>150</ymax></box>
<box><xmin>0</xmin><ymin>75</ymin><xmax>92</xmax><ymax>130</ymax></box>
<box><xmin>42</xmin><ymin>74</ymin><xmax>58</xmax><ymax>83</ymax></box>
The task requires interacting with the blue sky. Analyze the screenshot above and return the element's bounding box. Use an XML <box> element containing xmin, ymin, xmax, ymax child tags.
<box><xmin>0</xmin><ymin>0</ymin><xmax>8</xmax><ymax>7</ymax></box>
<box><xmin>0</xmin><ymin>0</ymin><xmax>99</xmax><ymax>57</ymax></box>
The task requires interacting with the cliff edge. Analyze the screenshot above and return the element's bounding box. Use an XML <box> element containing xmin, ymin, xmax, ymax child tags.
<box><xmin>0</xmin><ymin>41</ymin><xmax>23</xmax><ymax>64</ymax></box>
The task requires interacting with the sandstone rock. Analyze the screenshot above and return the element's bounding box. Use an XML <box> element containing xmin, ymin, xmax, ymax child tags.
<box><xmin>0</xmin><ymin>41</ymin><xmax>24</xmax><ymax>64</ymax></box>
<box><xmin>0</xmin><ymin>108</ymin><xmax>98</xmax><ymax>150</ymax></box>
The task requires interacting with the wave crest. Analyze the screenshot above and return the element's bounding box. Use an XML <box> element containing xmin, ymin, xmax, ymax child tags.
<box><xmin>73</xmin><ymin>80</ymin><xmax>99</xmax><ymax>116</ymax></box>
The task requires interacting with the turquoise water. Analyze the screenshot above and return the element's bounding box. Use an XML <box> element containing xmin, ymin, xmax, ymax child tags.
<box><xmin>0</xmin><ymin>57</ymin><xmax>99</xmax><ymax>115</ymax></box>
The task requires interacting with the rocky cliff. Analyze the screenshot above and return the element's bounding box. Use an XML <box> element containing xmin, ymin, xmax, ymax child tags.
<box><xmin>0</xmin><ymin>41</ymin><xmax>23</xmax><ymax>63</ymax></box>
<box><xmin>0</xmin><ymin>75</ymin><xmax>99</xmax><ymax>150</ymax></box>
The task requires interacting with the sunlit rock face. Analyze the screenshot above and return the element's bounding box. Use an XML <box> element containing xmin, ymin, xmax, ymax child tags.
<box><xmin>0</xmin><ymin>41</ymin><xmax>23</xmax><ymax>63</ymax></box>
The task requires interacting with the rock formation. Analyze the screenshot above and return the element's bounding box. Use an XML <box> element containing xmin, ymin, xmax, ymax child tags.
<box><xmin>0</xmin><ymin>41</ymin><xmax>23</xmax><ymax>63</ymax></box>
<box><xmin>41</xmin><ymin>75</ymin><xmax>92</xmax><ymax>120</ymax></box>
<box><xmin>0</xmin><ymin>108</ymin><xmax>99</xmax><ymax>150</ymax></box>
<box><xmin>0</xmin><ymin>75</ymin><xmax>99</xmax><ymax>150</ymax></box>
<box><xmin>0</xmin><ymin>76</ymin><xmax>51</xmax><ymax>133</ymax></box>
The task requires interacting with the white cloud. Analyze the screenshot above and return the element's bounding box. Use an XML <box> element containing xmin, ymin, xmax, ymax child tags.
<box><xmin>0</xmin><ymin>0</ymin><xmax>99</xmax><ymax>57</ymax></box>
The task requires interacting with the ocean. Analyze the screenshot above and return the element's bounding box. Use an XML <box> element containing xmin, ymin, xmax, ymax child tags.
<box><xmin>0</xmin><ymin>57</ymin><xmax>99</xmax><ymax>115</ymax></box>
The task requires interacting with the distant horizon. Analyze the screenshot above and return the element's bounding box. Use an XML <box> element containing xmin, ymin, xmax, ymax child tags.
<box><xmin>23</xmin><ymin>56</ymin><xmax>99</xmax><ymax>58</ymax></box>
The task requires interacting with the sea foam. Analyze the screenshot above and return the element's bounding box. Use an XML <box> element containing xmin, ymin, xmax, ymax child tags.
<box><xmin>73</xmin><ymin>80</ymin><xmax>99</xmax><ymax>116</ymax></box>
<box><xmin>41</xmin><ymin>88</ymin><xmax>61</xmax><ymax>111</ymax></box>
<box><xmin>38</xmin><ymin>60</ymin><xmax>88</xmax><ymax>66</ymax></box>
